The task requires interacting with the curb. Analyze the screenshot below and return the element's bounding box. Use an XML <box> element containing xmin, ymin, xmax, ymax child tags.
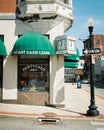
<box><xmin>0</xmin><ymin>111</ymin><xmax>104</xmax><ymax>120</ymax></box>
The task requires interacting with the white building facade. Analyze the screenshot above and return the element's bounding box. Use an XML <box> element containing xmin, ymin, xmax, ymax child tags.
<box><xmin>0</xmin><ymin>0</ymin><xmax>74</xmax><ymax>106</ymax></box>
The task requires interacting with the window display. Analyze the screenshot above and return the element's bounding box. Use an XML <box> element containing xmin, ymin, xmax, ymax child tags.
<box><xmin>18</xmin><ymin>56</ymin><xmax>49</xmax><ymax>92</ymax></box>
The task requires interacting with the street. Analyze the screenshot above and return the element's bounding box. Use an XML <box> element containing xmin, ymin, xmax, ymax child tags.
<box><xmin>0</xmin><ymin>83</ymin><xmax>104</xmax><ymax>130</ymax></box>
<box><xmin>82</xmin><ymin>82</ymin><xmax>104</xmax><ymax>98</ymax></box>
<box><xmin>0</xmin><ymin>116</ymin><xmax>104</xmax><ymax>130</ymax></box>
<box><xmin>95</xmin><ymin>83</ymin><xmax>104</xmax><ymax>98</ymax></box>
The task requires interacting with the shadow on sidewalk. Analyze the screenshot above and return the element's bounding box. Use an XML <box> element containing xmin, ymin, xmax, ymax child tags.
<box><xmin>57</xmin><ymin>108</ymin><xmax>87</xmax><ymax>116</ymax></box>
<box><xmin>46</xmin><ymin>105</ymin><xmax>87</xmax><ymax>116</ymax></box>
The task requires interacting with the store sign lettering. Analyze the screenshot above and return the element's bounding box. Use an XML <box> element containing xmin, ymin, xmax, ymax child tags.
<box><xmin>13</xmin><ymin>50</ymin><xmax>50</xmax><ymax>55</ymax></box>
<box><xmin>22</xmin><ymin>64</ymin><xmax>46</xmax><ymax>72</ymax></box>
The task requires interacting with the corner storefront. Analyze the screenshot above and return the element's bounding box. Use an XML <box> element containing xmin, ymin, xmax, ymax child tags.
<box><xmin>0</xmin><ymin>18</ymin><xmax>66</xmax><ymax>107</ymax></box>
<box><xmin>11</xmin><ymin>32</ymin><xmax>54</xmax><ymax>105</ymax></box>
<box><xmin>0</xmin><ymin>20</ymin><xmax>76</xmax><ymax>107</ymax></box>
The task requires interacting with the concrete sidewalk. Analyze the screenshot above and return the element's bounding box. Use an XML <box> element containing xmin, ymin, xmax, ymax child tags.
<box><xmin>0</xmin><ymin>83</ymin><xmax>104</xmax><ymax>120</ymax></box>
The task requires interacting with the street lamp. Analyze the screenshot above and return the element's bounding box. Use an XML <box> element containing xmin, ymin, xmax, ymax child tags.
<box><xmin>86</xmin><ymin>17</ymin><xmax>99</xmax><ymax>116</ymax></box>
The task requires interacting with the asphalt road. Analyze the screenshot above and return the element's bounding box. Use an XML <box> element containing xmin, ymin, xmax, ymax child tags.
<box><xmin>0</xmin><ymin>116</ymin><xmax>104</xmax><ymax>130</ymax></box>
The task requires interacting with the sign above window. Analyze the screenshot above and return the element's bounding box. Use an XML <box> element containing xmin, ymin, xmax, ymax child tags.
<box><xmin>55</xmin><ymin>35</ymin><xmax>76</xmax><ymax>55</ymax></box>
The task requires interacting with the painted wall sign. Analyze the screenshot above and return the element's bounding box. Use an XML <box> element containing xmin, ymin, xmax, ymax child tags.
<box><xmin>13</xmin><ymin>50</ymin><xmax>50</xmax><ymax>55</ymax></box>
<box><xmin>55</xmin><ymin>35</ymin><xmax>76</xmax><ymax>55</ymax></box>
<box><xmin>22</xmin><ymin>64</ymin><xmax>47</xmax><ymax>72</ymax></box>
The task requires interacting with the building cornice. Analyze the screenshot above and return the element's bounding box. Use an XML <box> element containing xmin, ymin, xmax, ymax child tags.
<box><xmin>0</xmin><ymin>13</ymin><xmax>16</xmax><ymax>20</ymax></box>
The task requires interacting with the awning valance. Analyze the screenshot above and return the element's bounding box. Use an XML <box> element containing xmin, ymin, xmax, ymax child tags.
<box><xmin>64</xmin><ymin>48</ymin><xmax>79</xmax><ymax>62</ymax></box>
<box><xmin>0</xmin><ymin>39</ymin><xmax>7</xmax><ymax>56</ymax></box>
<box><xmin>64</xmin><ymin>62</ymin><xmax>78</xmax><ymax>68</ymax></box>
<box><xmin>12</xmin><ymin>32</ymin><xmax>54</xmax><ymax>56</ymax></box>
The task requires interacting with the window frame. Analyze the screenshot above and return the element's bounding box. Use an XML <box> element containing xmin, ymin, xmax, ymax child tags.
<box><xmin>18</xmin><ymin>55</ymin><xmax>50</xmax><ymax>92</ymax></box>
<box><xmin>0</xmin><ymin>35</ymin><xmax>4</xmax><ymax>88</ymax></box>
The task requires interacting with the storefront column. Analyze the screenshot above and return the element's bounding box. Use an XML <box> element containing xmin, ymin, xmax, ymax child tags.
<box><xmin>50</xmin><ymin>55</ymin><xmax>65</xmax><ymax>107</ymax></box>
<box><xmin>2</xmin><ymin>56</ymin><xmax>18</xmax><ymax>103</ymax></box>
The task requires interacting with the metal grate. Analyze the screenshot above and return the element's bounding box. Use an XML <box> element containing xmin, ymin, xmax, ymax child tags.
<box><xmin>38</xmin><ymin>117</ymin><xmax>60</xmax><ymax>125</ymax></box>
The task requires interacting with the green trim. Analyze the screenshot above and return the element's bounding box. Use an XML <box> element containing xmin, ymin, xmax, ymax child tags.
<box><xmin>64</xmin><ymin>62</ymin><xmax>78</xmax><ymax>68</ymax></box>
<box><xmin>64</xmin><ymin>48</ymin><xmax>79</xmax><ymax>62</ymax></box>
<box><xmin>0</xmin><ymin>39</ymin><xmax>7</xmax><ymax>56</ymax></box>
<box><xmin>12</xmin><ymin>32</ymin><xmax>54</xmax><ymax>56</ymax></box>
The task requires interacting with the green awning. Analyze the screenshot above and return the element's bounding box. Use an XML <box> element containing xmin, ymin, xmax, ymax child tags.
<box><xmin>64</xmin><ymin>62</ymin><xmax>78</xmax><ymax>68</ymax></box>
<box><xmin>0</xmin><ymin>39</ymin><xmax>7</xmax><ymax>56</ymax></box>
<box><xmin>12</xmin><ymin>32</ymin><xmax>54</xmax><ymax>56</ymax></box>
<box><xmin>64</xmin><ymin>48</ymin><xmax>79</xmax><ymax>62</ymax></box>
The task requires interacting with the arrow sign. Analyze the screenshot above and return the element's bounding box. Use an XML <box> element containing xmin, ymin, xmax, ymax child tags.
<box><xmin>83</xmin><ymin>48</ymin><xmax>101</xmax><ymax>55</ymax></box>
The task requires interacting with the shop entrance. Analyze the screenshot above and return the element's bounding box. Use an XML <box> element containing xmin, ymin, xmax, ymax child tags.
<box><xmin>18</xmin><ymin>55</ymin><xmax>50</xmax><ymax>106</ymax></box>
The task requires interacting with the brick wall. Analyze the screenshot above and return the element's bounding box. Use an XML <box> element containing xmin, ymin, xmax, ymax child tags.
<box><xmin>93</xmin><ymin>34</ymin><xmax>104</xmax><ymax>56</ymax></box>
<box><xmin>0</xmin><ymin>0</ymin><xmax>16</xmax><ymax>13</ymax></box>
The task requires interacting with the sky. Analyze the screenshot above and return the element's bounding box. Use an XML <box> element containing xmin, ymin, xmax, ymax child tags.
<box><xmin>66</xmin><ymin>0</ymin><xmax>104</xmax><ymax>55</ymax></box>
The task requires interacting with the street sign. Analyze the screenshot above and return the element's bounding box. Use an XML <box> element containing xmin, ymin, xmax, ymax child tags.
<box><xmin>83</xmin><ymin>48</ymin><xmax>101</xmax><ymax>55</ymax></box>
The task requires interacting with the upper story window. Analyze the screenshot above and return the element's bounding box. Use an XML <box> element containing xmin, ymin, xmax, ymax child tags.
<box><xmin>84</xmin><ymin>43</ymin><xmax>90</xmax><ymax>49</ymax></box>
<box><xmin>59</xmin><ymin>0</ymin><xmax>69</xmax><ymax>4</ymax></box>
<box><xmin>60</xmin><ymin>0</ymin><xmax>67</xmax><ymax>3</ymax></box>
<box><xmin>17</xmin><ymin>0</ymin><xmax>25</xmax><ymax>4</ymax></box>
<box><xmin>96</xmin><ymin>39</ymin><xmax>100</xmax><ymax>44</ymax></box>
<box><xmin>80</xmin><ymin>63</ymin><xmax>83</xmax><ymax>67</ymax></box>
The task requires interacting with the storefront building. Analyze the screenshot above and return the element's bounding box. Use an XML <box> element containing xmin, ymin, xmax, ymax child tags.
<box><xmin>0</xmin><ymin>0</ymin><xmax>74</xmax><ymax>106</ymax></box>
<box><xmin>64</xmin><ymin>48</ymin><xmax>80</xmax><ymax>83</ymax></box>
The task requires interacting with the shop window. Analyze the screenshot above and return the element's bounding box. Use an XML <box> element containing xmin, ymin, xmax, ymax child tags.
<box><xmin>59</xmin><ymin>0</ymin><xmax>68</xmax><ymax>4</ymax></box>
<box><xmin>0</xmin><ymin>35</ymin><xmax>4</xmax><ymax>42</ymax></box>
<box><xmin>17</xmin><ymin>0</ymin><xmax>25</xmax><ymax>4</ymax></box>
<box><xmin>18</xmin><ymin>55</ymin><xmax>49</xmax><ymax>92</ymax></box>
<box><xmin>0</xmin><ymin>36</ymin><xmax>4</xmax><ymax>88</ymax></box>
<box><xmin>64</xmin><ymin>68</ymin><xmax>75</xmax><ymax>82</ymax></box>
<box><xmin>0</xmin><ymin>56</ymin><xmax>3</xmax><ymax>88</ymax></box>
